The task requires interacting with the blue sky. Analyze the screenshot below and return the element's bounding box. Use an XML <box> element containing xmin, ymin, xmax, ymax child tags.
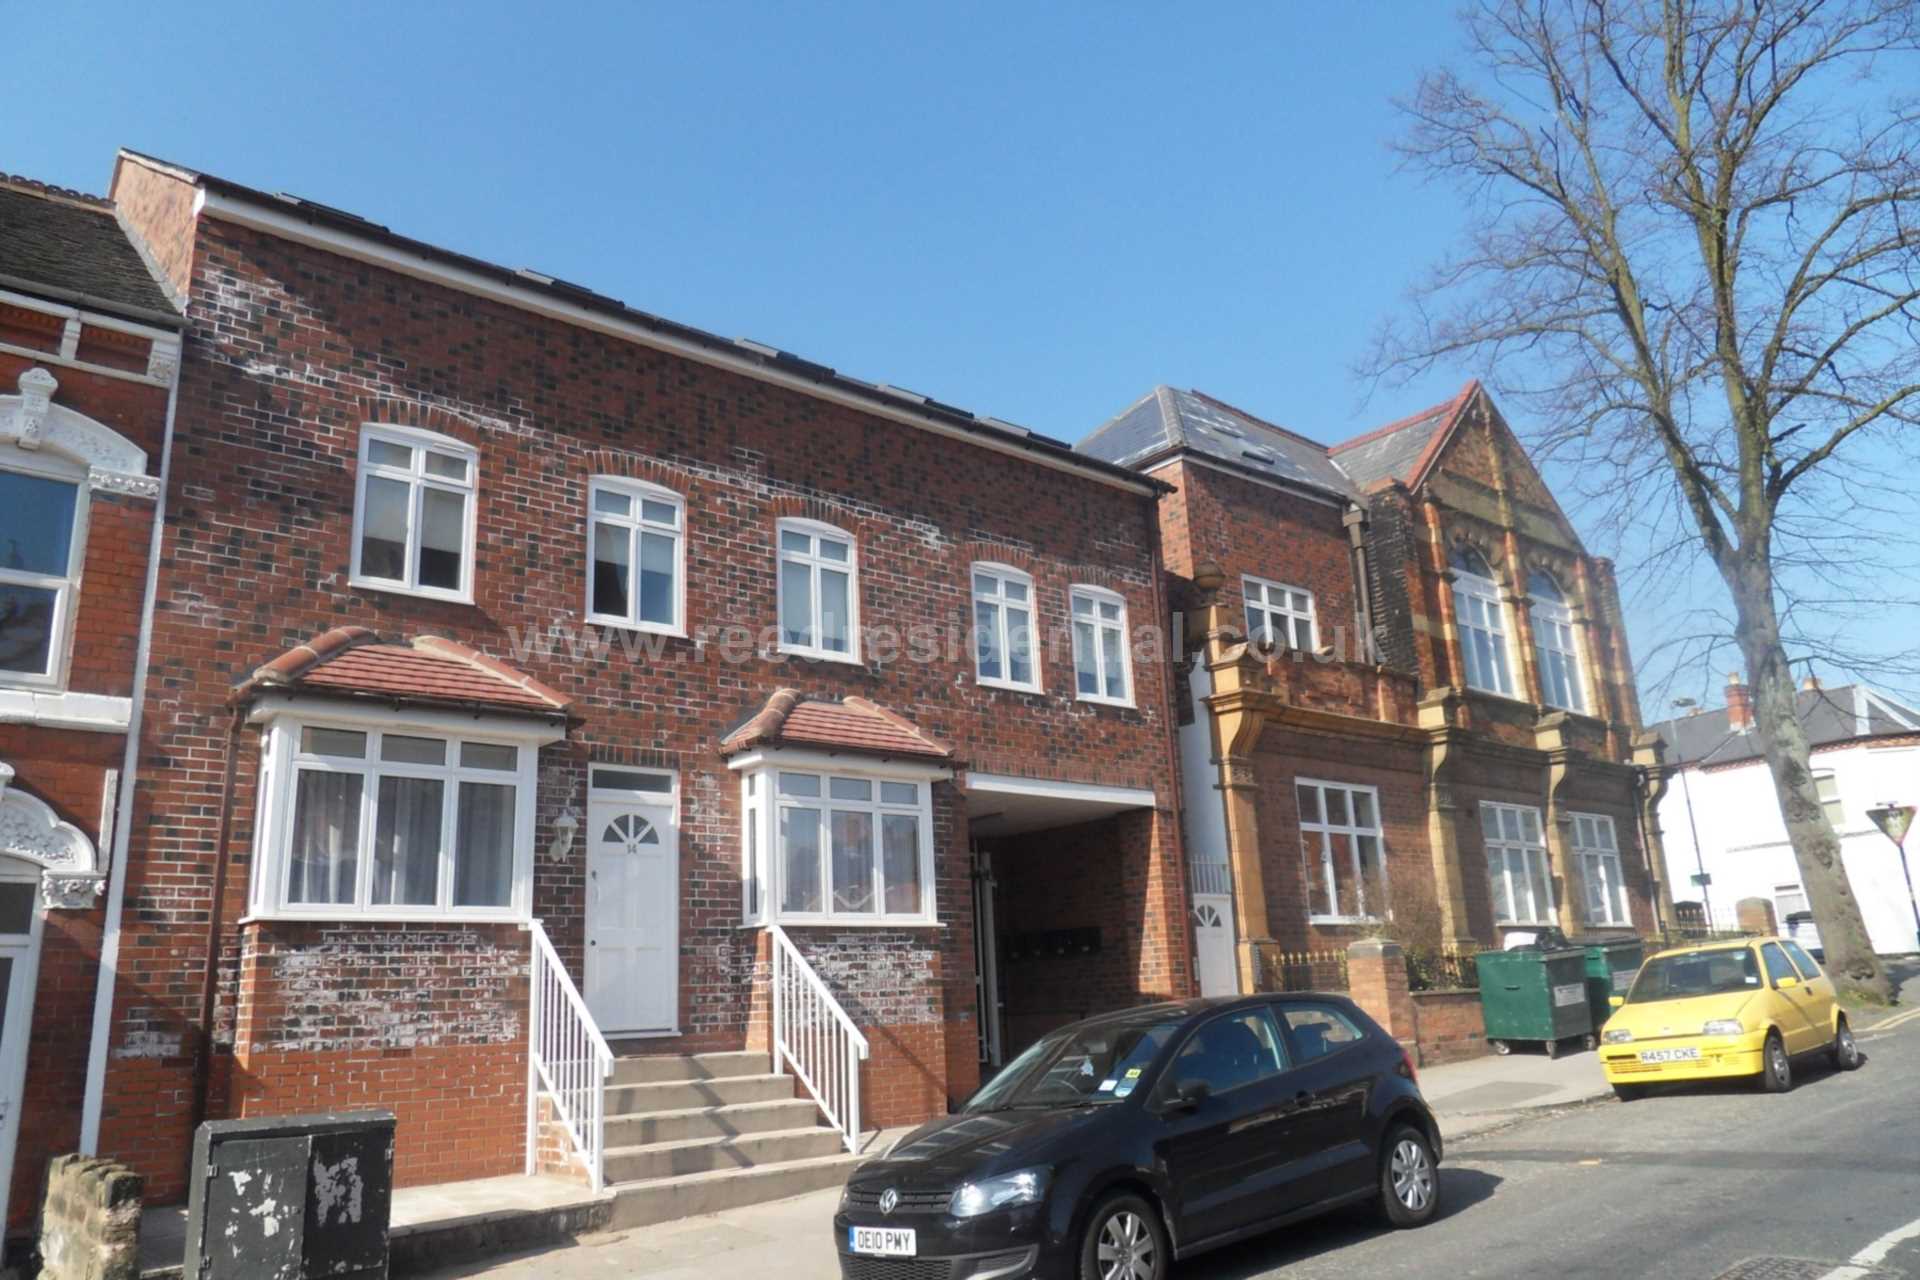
<box><xmin>14</xmin><ymin>2</ymin><xmax>1912</xmax><ymax>709</ymax></box>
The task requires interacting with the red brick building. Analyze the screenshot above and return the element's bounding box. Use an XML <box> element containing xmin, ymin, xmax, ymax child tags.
<box><xmin>100</xmin><ymin>151</ymin><xmax>1194</xmax><ymax>1214</ymax></box>
<box><xmin>0</xmin><ymin>173</ymin><xmax>181</xmax><ymax>1234</ymax></box>
<box><xmin>1080</xmin><ymin>385</ymin><xmax>1673</xmax><ymax>1000</ymax></box>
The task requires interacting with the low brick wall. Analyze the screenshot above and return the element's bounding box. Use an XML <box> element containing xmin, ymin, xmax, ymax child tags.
<box><xmin>37</xmin><ymin>1154</ymin><xmax>142</xmax><ymax>1280</ymax></box>
<box><xmin>1411</xmin><ymin>989</ymin><xmax>1486</xmax><ymax>1065</ymax></box>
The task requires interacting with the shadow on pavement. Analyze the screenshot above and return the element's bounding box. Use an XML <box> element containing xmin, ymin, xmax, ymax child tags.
<box><xmin>1178</xmin><ymin>1168</ymin><xmax>1503</xmax><ymax>1279</ymax></box>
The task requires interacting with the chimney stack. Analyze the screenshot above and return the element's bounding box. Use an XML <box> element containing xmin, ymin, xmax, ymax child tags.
<box><xmin>1725</xmin><ymin>672</ymin><xmax>1753</xmax><ymax>732</ymax></box>
<box><xmin>1801</xmin><ymin>674</ymin><xmax>1823</xmax><ymax>692</ymax></box>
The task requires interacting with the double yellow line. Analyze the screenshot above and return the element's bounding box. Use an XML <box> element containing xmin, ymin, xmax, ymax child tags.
<box><xmin>1861</xmin><ymin>1004</ymin><xmax>1920</xmax><ymax>1037</ymax></box>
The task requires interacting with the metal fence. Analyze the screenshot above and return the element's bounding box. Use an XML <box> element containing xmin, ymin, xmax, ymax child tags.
<box><xmin>1255</xmin><ymin>946</ymin><xmax>1350</xmax><ymax>993</ymax></box>
<box><xmin>1406</xmin><ymin>947</ymin><xmax>1481</xmax><ymax>992</ymax></box>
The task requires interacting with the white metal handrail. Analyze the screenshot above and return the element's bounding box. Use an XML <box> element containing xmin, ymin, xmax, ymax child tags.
<box><xmin>769</xmin><ymin>924</ymin><xmax>870</xmax><ymax>1153</ymax></box>
<box><xmin>526</xmin><ymin>920</ymin><xmax>614</xmax><ymax>1190</ymax></box>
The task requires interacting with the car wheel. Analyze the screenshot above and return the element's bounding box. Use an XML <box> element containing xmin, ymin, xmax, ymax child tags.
<box><xmin>1079</xmin><ymin>1192</ymin><xmax>1168</xmax><ymax>1280</ymax></box>
<box><xmin>1831</xmin><ymin>1019</ymin><xmax>1862</xmax><ymax>1072</ymax></box>
<box><xmin>1612</xmin><ymin>1083</ymin><xmax>1645</xmax><ymax>1102</ymax></box>
<box><xmin>1545</xmin><ymin>1038</ymin><xmax>1561</xmax><ymax>1060</ymax></box>
<box><xmin>1378</xmin><ymin>1125</ymin><xmax>1441</xmax><ymax>1228</ymax></box>
<box><xmin>1490</xmin><ymin>1039</ymin><xmax>1510</xmax><ymax>1055</ymax></box>
<box><xmin>1759</xmin><ymin>1030</ymin><xmax>1793</xmax><ymax>1093</ymax></box>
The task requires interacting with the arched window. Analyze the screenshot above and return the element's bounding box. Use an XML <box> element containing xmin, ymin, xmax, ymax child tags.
<box><xmin>1450</xmin><ymin>545</ymin><xmax>1514</xmax><ymax>696</ymax></box>
<box><xmin>1528</xmin><ymin>568</ymin><xmax>1586</xmax><ymax>712</ymax></box>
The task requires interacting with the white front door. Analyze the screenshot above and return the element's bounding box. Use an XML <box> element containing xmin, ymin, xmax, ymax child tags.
<box><xmin>1193</xmin><ymin>895</ymin><xmax>1239</xmax><ymax>996</ymax></box>
<box><xmin>585</xmin><ymin>800</ymin><xmax>678</xmax><ymax>1034</ymax></box>
<box><xmin>0</xmin><ymin>868</ymin><xmax>45</xmax><ymax>1234</ymax></box>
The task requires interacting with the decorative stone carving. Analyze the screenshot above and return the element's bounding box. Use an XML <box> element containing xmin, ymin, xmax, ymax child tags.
<box><xmin>0</xmin><ymin>761</ymin><xmax>105</xmax><ymax>909</ymax></box>
<box><xmin>15</xmin><ymin>367</ymin><xmax>55</xmax><ymax>451</ymax></box>
<box><xmin>3</xmin><ymin>367</ymin><xmax>156</xmax><ymax>500</ymax></box>
<box><xmin>87</xmin><ymin>469</ymin><xmax>162</xmax><ymax>499</ymax></box>
<box><xmin>146</xmin><ymin>337</ymin><xmax>180</xmax><ymax>384</ymax></box>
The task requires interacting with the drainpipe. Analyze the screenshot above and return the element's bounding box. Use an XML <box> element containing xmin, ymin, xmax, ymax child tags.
<box><xmin>1147</xmin><ymin>514</ymin><xmax>1197</xmax><ymax>998</ymax></box>
<box><xmin>1632</xmin><ymin>765</ymin><xmax>1666</xmax><ymax>935</ymax></box>
<box><xmin>79</xmin><ymin>347</ymin><xmax>181</xmax><ymax>1155</ymax></box>
<box><xmin>1343</xmin><ymin>504</ymin><xmax>1374</xmax><ymax>665</ymax></box>
<box><xmin>189</xmin><ymin>705</ymin><xmax>249</xmax><ymax>1142</ymax></box>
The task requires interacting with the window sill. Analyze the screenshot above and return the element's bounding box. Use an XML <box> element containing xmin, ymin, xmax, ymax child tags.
<box><xmin>742</xmin><ymin>917</ymin><xmax>946</xmax><ymax>930</ymax></box>
<box><xmin>1074</xmin><ymin>693</ymin><xmax>1136</xmax><ymax>710</ymax></box>
<box><xmin>1495</xmin><ymin>920</ymin><xmax>1559</xmax><ymax>931</ymax></box>
<box><xmin>975</xmin><ymin>677</ymin><xmax>1045</xmax><ymax>696</ymax></box>
<box><xmin>585</xmin><ymin>615</ymin><xmax>687</xmax><ymax>639</ymax></box>
<box><xmin>240</xmin><ymin>910</ymin><xmax>529</xmax><ymax>927</ymax></box>
<box><xmin>0</xmin><ymin>687</ymin><xmax>132</xmax><ymax>732</ymax></box>
<box><xmin>1308</xmin><ymin>916</ymin><xmax>1382</xmax><ymax>927</ymax></box>
<box><xmin>774</xmin><ymin>646</ymin><xmax>862</xmax><ymax>666</ymax></box>
<box><xmin>350</xmin><ymin>575</ymin><xmax>475</xmax><ymax>607</ymax></box>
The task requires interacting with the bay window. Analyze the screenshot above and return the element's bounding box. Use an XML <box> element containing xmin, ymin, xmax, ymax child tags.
<box><xmin>776</xmin><ymin>519</ymin><xmax>858</xmax><ymax>661</ymax></box>
<box><xmin>351</xmin><ymin>425</ymin><xmax>478</xmax><ymax>602</ymax></box>
<box><xmin>1451</xmin><ymin>545</ymin><xmax>1514</xmax><ymax>696</ymax></box>
<box><xmin>1482</xmin><ymin>801</ymin><xmax>1553</xmax><ymax>925</ymax></box>
<box><xmin>253</xmin><ymin>715</ymin><xmax>541</xmax><ymax>919</ymax></box>
<box><xmin>1069</xmin><ymin>585</ymin><xmax>1132</xmax><ymax>706</ymax></box>
<box><xmin>0</xmin><ymin>460</ymin><xmax>84</xmax><ymax>685</ymax></box>
<box><xmin>737</xmin><ymin>761</ymin><xmax>937</xmax><ymax>925</ymax></box>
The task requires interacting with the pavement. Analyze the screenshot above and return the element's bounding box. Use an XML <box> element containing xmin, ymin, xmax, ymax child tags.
<box><xmin>416</xmin><ymin>967</ymin><xmax>1920</xmax><ymax>1280</ymax></box>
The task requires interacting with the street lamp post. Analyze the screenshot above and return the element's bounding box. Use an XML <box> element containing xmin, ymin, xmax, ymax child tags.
<box><xmin>1866</xmin><ymin>803</ymin><xmax>1919</xmax><ymax>952</ymax></box>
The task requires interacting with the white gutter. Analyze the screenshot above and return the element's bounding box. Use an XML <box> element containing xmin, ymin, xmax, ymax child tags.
<box><xmin>79</xmin><ymin>348</ymin><xmax>180</xmax><ymax>1154</ymax></box>
<box><xmin>196</xmin><ymin>190</ymin><xmax>1160</xmax><ymax>499</ymax></box>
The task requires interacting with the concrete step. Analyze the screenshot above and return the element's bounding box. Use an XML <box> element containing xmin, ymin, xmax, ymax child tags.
<box><xmin>606</xmin><ymin>1073</ymin><xmax>795</xmax><ymax>1116</ymax></box>
<box><xmin>604</xmin><ymin>1126</ymin><xmax>849</xmax><ymax>1182</ymax></box>
<box><xmin>609</xmin><ymin>1050</ymin><xmax>768</xmax><ymax>1086</ymax></box>
<box><xmin>603</xmin><ymin>1098</ymin><xmax>826</xmax><ymax>1147</ymax></box>
<box><xmin>607</xmin><ymin>1152</ymin><xmax>867</xmax><ymax>1230</ymax></box>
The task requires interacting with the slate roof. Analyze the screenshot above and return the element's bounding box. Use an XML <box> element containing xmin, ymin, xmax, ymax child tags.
<box><xmin>1654</xmin><ymin>684</ymin><xmax>1920</xmax><ymax>768</ymax></box>
<box><xmin>721</xmin><ymin>689</ymin><xmax>953</xmax><ymax>761</ymax></box>
<box><xmin>235</xmin><ymin>626</ymin><xmax>574</xmax><ymax>717</ymax></box>
<box><xmin>0</xmin><ymin>174</ymin><xmax>178</xmax><ymax>322</ymax></box>
<box><xmin>1076</xmin><ymin>386</ymin><xmax>1358</xmax><ymax>499</ymax></box>
<box><xmin>1326</xmin><ymin>384</ymin><xmax>1476</xmax><ymax>492</ymax></box>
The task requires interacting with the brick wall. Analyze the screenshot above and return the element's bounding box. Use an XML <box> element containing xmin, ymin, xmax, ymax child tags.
<box><xmin>103</xmin><ymin>164</ymin><xmax>1186</xmax><ymax>1193</ymax></box>
<box><xmin>1409</xmin><ymin>990</ymin><xmax>1485</xmax><ymax>1065</ymax></box>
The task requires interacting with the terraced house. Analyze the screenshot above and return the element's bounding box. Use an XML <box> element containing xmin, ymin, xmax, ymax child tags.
<box><xmin>98</xmin><ymin>150</ymin><xmax>1193</xmax><ymax>1226</ymax></box>
<box><xmin>1080</xmin><ymin>384</ymin><xmax>1674</xmax><ymax>1003</ymax></box>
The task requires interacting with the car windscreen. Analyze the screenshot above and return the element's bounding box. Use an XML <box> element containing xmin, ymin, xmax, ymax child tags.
<box><xmin>964</xmin><ymin>1017</ymin><xmax>1184</xmax><ymax>1112</ymax></box>
<box><xmin>1625</xmin><ymin>948</ymin><xmax>1761</xmax><ymax>1003</ymax></box>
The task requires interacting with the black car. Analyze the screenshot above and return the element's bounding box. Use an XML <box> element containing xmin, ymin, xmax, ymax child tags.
<box><xmin>835</xmin><ymin>994</ymin><xmax>1441</xmax><ymax>1280</ymax></box>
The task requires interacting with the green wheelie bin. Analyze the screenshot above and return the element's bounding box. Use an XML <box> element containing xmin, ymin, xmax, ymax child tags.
<box><xmin>1473</xmin><ymin>946</ymin><xmax>1596</xmax><ymax>1058</ymax></box>
<box><xmin>1580</xmin><ymin>936</ymin><xmax>1645</xmax><ymax>1031</ymax></box>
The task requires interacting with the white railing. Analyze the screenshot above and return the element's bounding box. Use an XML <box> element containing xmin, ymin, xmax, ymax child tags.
<box><xmin>526</xmin><ymin>920</ymin><xmax>614</xmax><ymax>1190</ymax></box>
<box><xmin>769</xmin><ymin>924</ymin><xmax>870</xmax><ymax>1153</ymax></box>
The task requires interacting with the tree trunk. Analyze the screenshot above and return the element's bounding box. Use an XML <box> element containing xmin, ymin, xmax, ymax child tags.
<box><xmin>1723</xmin><ymin>563</ymin><xmax>1891</xmax><ymax>1002</ymax></box>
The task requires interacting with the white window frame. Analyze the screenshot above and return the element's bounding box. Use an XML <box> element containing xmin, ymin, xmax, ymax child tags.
<box><xmin>1571</xmin><ymin>811</ymin><xmax>1627</xmax><ymax>926</ymax></box>
<box><xmin>1069</xmin><ymin>584</ymin><xmax>1134</xmax><ymax>708</ymax></box>
<box><xmin>349</xmin><ymin>424</ymin><xmax>479</xmax><ymax>604</ymax></box>
<box><xmin>970</xmin><ymin>562</ymin><xmax>1041</xmax><ymax>693</ymax></box>
<box><xmin>1528</xmin><ymin>572</ymin><xmax>1587</xmax><ymax>712</ymax></box>
<box><xmin>1813</xmin><ymin>769</ymin><xmax>1844</xmax><ymax>828</ymax></box>
<box><xmin>0</xmin><ymin>449</ymin><xmax>87</xmax><ymax>691</ymax></box>
<box><xmin>774</xmin><ymin>518</ymin><xmax>860</xmax><ymax>663</ymax></box>
<box><xmin>1294</xmin><ymin>778</ymin><xmax>1388</xmax><ymax>924</ymax></box>
<box><xmin>1452</xmin><ymin>552</ymin><xmax>1516</xmax><ymax>697</ymax></box>
<box><xmin>585</xmin><ymin>476</ymin><xmax>686</xmax><ymax>636</ymax></box>
<box><xmin>1481</xmin><ymin>801</ymin><xmax>1555</xmax><ymax>926</ymax></box>
<box><xmin>247</xmin><ymin>706</ymin><xmax>552</xmax><ymax>922</ymax></box>
<box><xmin>733</xmin><ymin>754</ymin><xmax>940</xmax><ymax>926</ymax></box>
<box><xmin>1243</xmin><ymin>576</ymin><xmax>1316</xmax><ymax>652</ymax></box>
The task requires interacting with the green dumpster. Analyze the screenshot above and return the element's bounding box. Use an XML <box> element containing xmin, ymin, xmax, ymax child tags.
<box><xmin>1580</xmin><ymin>937</ymin><xmax>1645</xmax><ymax>1031</ymax></box>
<box><xmin>1473</xmin><ymin>947</ymin><xmax>1596</xmax><ymax>1058</ymax></box>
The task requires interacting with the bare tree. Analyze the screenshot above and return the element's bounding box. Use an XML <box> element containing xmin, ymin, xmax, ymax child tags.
<box><xmin>1374</xmin><ymin>0</ymin><xmax>1920</xmax><ymax>999</ymax></box>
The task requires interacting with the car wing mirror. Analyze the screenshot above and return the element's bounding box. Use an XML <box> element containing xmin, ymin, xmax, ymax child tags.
<box><xmin>1777</xmin><ymin>976</ymin><xmax>1800</xmax><ymax>990</ymax></box>
<box><xmin>1167</xmin><ymin>1078</ymin><xmax>1211</xmax><ymax>1112</ymax></box>
<box><xmin>1608</xmin><ymin>995</ymin><xmax>1625</xmax><ymax>1009</ymax></box>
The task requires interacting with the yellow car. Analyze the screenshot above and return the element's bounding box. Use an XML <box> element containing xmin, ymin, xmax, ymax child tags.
<box><xmin>1597</xmin><ymin>935</ymin><xmax>1862</xmax><ymax>1099</ymax></box>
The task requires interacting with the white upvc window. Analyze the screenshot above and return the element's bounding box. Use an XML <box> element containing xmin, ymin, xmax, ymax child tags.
<box><xmin>1069</xmin><ymin>585</ymin><xmax>1132</xmax><ymax>706</ymax></box>
<box><xmin>1528</xmin><ymin>569</ymin><xmax>1587</xmax><ymax>712</ymax></box>
<box><xmin>0</xmin><ymin>454</ymin><xmax>86</xmax><ymax>688</ymax></box>
<box><xmin>587</xmin><ymin>476</ymin><xmax>685</xmax><ymax>634</ymax></box>
<box><xmin>1451</xmin><ymin>546</ymin><xmax>1515</xmax><ymax>696</ymax></box>
<box><xmin>1572</xmin><ymin>812</ymin><xmax>1627</xmax><ymax>926</ymax></box>
<box><xmin>971</xmin><ymin>563</ymin><xmax>1040</xmax><ymax>691</ymax></box>
<box><xmin>1481</xmin><ymin>801</ymin><xmax>1554</xmax><ymax>925</ymax></box>
<box><xmin>1813</xmin><ymin>770</ymin><xmax>1844</xmax><ymax>827</ymax></box>
<box><xmin>351</xmin><ymin>425</ymin><xmax>478</xmax><ymax>602</ymax></box>
<box><xmin>250</xmin><ymin>713</ymin><xmax>542</xmax><ymax>921</ymax></box>
<box><xmin>1295</xmin><ymin>779</ymin><xmax>1387</xmax><ymax>922</ymax></box>
<box><xmin>776</xmin><ymin>519</ymin><xmax>859</xmax><ymax>662</ymax></box>
<box><xmin>1244</xmin><ymin>576</ymin><xmax>1316</xmax><ymax>652</ymax></box>
<box><xmin>737</xmin><ymin>761</ymin><xmax>937</xmax><ymax>925</ymax></box>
